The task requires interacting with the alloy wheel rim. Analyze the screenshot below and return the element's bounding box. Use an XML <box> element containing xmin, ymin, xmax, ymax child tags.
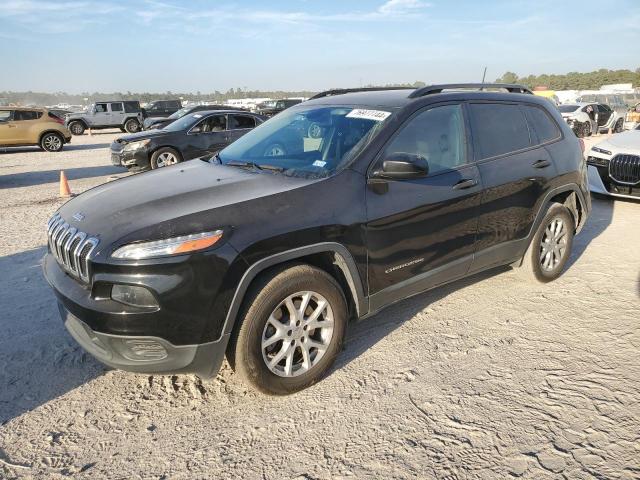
<box><xmin>156</xmin><ymin>152</ymin><xmax>177</xmax><ymax>167</ymax></box>
<box><xmin>261</xmin><ymin>291</ymin><xmax>334</xmax><ymax>378</ymax></box>
<box><xmin>44</xmin><ymin>135</ymin><xmax>61</xmax><ymax>151</ymax></box>
<box><xmin>540</xmin><ymin>217</ymin><xmax>567</xmax><ymax>271</ymax></box>
<box><xmin>72</xmin><ymin>124</ymin><xmax>82</xmax><ymax>134</ymax></box>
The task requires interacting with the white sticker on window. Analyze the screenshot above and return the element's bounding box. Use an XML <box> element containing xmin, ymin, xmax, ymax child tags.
<box><xmin>312</xmin><ymin>160</ymin><xmax>327</xmax><ymax>167</ymax></box>
<box><xmin>346</xmin><ymin>109</ymin><xmax>391</xmax><ymax>122</ymax></box>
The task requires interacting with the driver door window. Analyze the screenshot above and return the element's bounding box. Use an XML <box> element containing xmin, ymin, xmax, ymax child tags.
<box><xmin>382</xmin><ymin>104</ymin><xmax>467</xmax><ymax>175</ymax></box>
<box><xmin>0</xmin><ymin>111</ymin><xmax>11</xmax><ymax>123</ymax></box>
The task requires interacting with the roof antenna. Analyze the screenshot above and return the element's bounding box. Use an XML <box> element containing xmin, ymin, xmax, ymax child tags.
<box><xmin>481</xmin><ymin>66</ymin><xmax>487</xmax><ymax>86</ymax></box>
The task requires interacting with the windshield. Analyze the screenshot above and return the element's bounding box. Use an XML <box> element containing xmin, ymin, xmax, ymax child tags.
<box><xmin>218</xmin><ymin>106</ymin><xmax>391</xmax><ymax>178</ymax></box>
<box><xmin>169</xmin><ymin>107</ymin><xmax>190</xmax><ymax>119</ymax></box>
<box><xmin>162</xmin><ymin>112</ymin><xmax>202</xmax><ymax>132</ymax></box>
<box><xmin>559</xmin><ymin>105</ymin><xmax>580</xmax><ymax>113</ymax></box>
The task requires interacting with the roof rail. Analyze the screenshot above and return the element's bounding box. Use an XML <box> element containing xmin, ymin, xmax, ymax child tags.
<box><xmin>408</xmin><ymin>83</ymin><xmax>533</xmax><ymax>98</ymax></box>
<box><xmin>309</xmin><ymin>87</ymin><xmax>414</xmax><ymax>100</ymax></box>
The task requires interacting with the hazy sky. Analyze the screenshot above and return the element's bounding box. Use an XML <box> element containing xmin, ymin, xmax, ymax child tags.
<box><xmin>1</xmin><ymin>0</ymin><xmax>639</xmax><ymax>93</ymax></box>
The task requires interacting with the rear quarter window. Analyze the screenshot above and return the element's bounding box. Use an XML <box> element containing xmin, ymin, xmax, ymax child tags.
<box><xmin>523</xmin><ymin>105</ymin><xmax>561</xmax><ymax>144</ymax></box>
<box><xmin>469</xmin><ymin>103</ymin><xmax>531</xmax><ymax>160</ymax></box>
<box><xmin>124</xmin><ymin>102</ymin><xmax>140</xmax><ymax>113</ymax></box>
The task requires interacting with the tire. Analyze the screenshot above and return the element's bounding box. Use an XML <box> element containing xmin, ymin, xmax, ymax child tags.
<box><xmin>613</xmin><ymin>118</ymin><xmax>623</xmax><ymax>133</ymax></box>
<box><xmin>582</xmin><ymin>122</ymin><xmax>591</xmax><ymax>138</ymax></box>
<box><xmin>150</xmin><ymin>147</ymin><xmax>181</xmax><ymax>169</ymax></box>
<box><xmin>40</xmin><ymin>132</ymin><xmax>64</xmax><ymax>152</ymax></box>
<box><xmin>124</xmin><ymin>118</ymin><xmax>141</xmax><ymax>133</ymax></box>
<box><xmin>68</xmin><ymin>121</ymin><xmax>85</xmax><ymax>136</ymax></box>
<box><xmin>517</xmin><ymin>203</ymin><xmax>574</xmax><ymax>283</ymax></box>
<box><xmin>228</xmin><ymin>264</ymin><xmax>348</xmax><ymax>395</ymax></box>
<box><xmin>264</xmin><ymin>143</ymin><xmax>286</xmax><ymax>157</ymax></box>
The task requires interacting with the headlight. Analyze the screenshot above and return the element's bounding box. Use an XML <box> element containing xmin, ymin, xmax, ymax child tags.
<box><xmin>112</xmin><ymin>230</ymin><xmax>223</xmax><ymax>259</ymax></box>
<box><xmin>123</xmin><ymin>139</ymin><xmax>150</xmax><ymax>151</ymax></box>
<box><xmin>592</xmin><ymin>146</ymin><xmax>612</xmax><ymax>155</ymax></box>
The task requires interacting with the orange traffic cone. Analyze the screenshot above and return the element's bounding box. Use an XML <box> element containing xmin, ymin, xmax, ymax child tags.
<box><xmin>59</xmin><ymin>170</ymin><xmax>72</xmax><ymax>197</ymax></box>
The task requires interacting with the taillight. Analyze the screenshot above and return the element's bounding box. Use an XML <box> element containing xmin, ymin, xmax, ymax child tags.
<box><xmin>53</xmin><ymin>117</ymin><xmax>64</xmax><ymax>125</ymax></box>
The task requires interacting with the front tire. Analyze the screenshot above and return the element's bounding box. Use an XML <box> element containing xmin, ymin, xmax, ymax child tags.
<box><xmin>228</xmin><ymin>264</ymin><xmax>347</xmax><ymax>395</ymax></box>
<box><xmin>124</xmin><ymin>118</ymin><xmax>141</xmax><ymax>133</ymax></box>
<box><xmin>517</xmin><ymin>203</ymin><xmax>574</xmax><ymax>283</ymax></box>
<box><xmin>68</xmin><ymin>121</ymin><xmax>85</xmax><ymax>136</ymax></box>
<box><xmin>150</xmin><ymin>147</ymin><xmax>181</xmax><ymax>169</ymax></box>
<box><xmin>40</xmin><ymin>132</ymin><xmax>64</xmax><ymax>152</ymax></box>
<box><xmin>613</xmin><ymin>118</ymin><xmax>623</xmax><ymax>133</ymax></box>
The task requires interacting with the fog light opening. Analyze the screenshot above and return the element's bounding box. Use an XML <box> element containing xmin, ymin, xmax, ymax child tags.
<box><xmin>123</xmin><ymin>339</ymin><xmax>168</xmax><ymax>360</ymax></box>
<box><xmin>111</xmin><ymin>284</ymin><xmax>159</xmax><ymax>308</ymax></box>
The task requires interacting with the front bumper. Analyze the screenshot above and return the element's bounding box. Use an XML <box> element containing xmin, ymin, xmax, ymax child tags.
<box><xmin>110</xmin><ymin>144</ymin><xmax>150</xmax><ymax>170</ymax></box>
<box><xmin>61</xmin><ymin>304</ymin><xmax>228</xmax><ymax>377</ymax></box>
<box><xmin>588</xmin><ymin>164</ymin><xmax>640</xmax><ymax>199</ymax></box>
<box><xmin>43</xmin><ymin>250</ymin><xmax>236</xmax><ymax>378</ymax></box>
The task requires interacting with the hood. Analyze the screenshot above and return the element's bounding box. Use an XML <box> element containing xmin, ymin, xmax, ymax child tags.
<box><xmin>594</xmin><ymin>131</ymin><xmax>640</xmax><ymax>155</ymax></box>
<box><xmin>57</xmin><ymin>160</ymin><xmax>317</xmax><ymax>257</ymax></box>
<box><xmin>115</xmin><ymin>129</ymin><xmax>171</xmax><ymax>143</ymax></box>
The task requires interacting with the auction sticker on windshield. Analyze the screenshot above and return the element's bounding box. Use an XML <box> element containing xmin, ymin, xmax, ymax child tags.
<box><xmin>346</xmin><ymin>109</ymin><xmax>391</xmax><ymax>122</ymax></box>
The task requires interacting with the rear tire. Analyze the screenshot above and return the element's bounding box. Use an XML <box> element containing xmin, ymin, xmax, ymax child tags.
<box><xmin>517</xmin><ymin>203</ymin><xmax>574</xmax><ymax>283</ymax></box>
<box><xmin>124</xmin><ymin>118</ymin><xmax>141</xmax><ymax>133</ymax></box>
<box><xmin>581</xmin><ymin>122</ymin><xmax>591</xmax><ymax>138</ymax></box>
<box><xmin>228</xmin><ymin>264</ymin><xmax>347</xmax><ymax>395</ymax></box>
<box><xmin>40</xmin><ymin>132</ymin><xmax>64</xmax><ymax>152</ymax></box>
<box><xmin>68</xmin><ymin>121</ymin><xmax>85</xmax><ymax>136</ymax></box>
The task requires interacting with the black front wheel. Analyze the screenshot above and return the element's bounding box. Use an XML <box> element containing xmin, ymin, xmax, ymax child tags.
<box><xmin>614</xmin><ymin>118</ymin><xmax>624</xmax><ymax>133</ymax></box>
<box><xmin>228</xmin><ymin>264</ymin><xmax>347</xmax><ymax>395</ymax></box>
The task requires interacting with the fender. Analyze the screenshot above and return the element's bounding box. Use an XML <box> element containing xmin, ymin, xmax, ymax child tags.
<box><xmin>38</xmin><ymin>130</ymin><xmax>66</xmax><ymax>143</ymax></box>
<box><xmin>221</xmin><ymin>242</ymin><xmax>367</xmax><ymax>338</ymax></box>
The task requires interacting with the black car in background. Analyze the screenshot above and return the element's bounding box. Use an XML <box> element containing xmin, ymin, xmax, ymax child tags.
<box><xmin>255</xmin><ymin>98</ymin><xmax>303</xmax><ymax>117</ymax></box>
<box><xmin>111</xmin><ymin>109</ymin><xmax>265</xmax><ymax>170</ymax></box>
<box><xmin>143</xmin><ymin>104</ymin><xmax>249</xmax><ymax>130</ymax></box>
<box><xmin>47</xmin><ymin>84</ymin><xmax>590</xmax><ymax>395</ymax></box>
<box><xmin>142</xmin><ymin>99</ymin><xmax>182</xmax><ymax>119</ymax></box>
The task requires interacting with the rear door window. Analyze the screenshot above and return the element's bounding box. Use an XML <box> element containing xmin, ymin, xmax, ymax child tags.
<box><xmin>522</xmin><ymin>105</ymin><xmax>561</xmax><ymax>144</ymax></box>
<box><xmin>13</xmin><ymin>110</ymin><xmax>42</xmax><ymax>121</ymax></box>
<box><xmin>0</xmin><ymin>111</ymin><xmax>12</xmax><ymax>122</ymax></box>
<box><xmin>469</xmin><ymin>103</ymin><xmax>531</xmax><ymax>160</ymax></box>
<box><xmin>124</xmin><ymin>102</ymin><xmax>140</xmax><ymax>113</ymax></box>
<box><xmin>229</xmin><ymin>115</ymin><xmax>256</xmax><ymax>129</ymax></box>
<box><xmin>110</xmin><ymin>102</ymin><xmax>124</xmax><ymax>112</ymax></box>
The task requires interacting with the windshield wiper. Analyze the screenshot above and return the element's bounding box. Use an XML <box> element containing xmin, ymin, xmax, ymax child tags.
<box><xmin>226</xmin><ymin>160</ymin><xmax>284</xmax><ymax>172</ymax></box>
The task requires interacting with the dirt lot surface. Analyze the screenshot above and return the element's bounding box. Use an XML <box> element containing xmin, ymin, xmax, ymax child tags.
<box><xmin>0</xmin><ymin>132</ymin><xmax>638</xmax><ymax>479</ymax></box>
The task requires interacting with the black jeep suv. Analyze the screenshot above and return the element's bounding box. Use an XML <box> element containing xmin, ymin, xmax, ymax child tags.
<box><xmin>43</xmin><ymin>84</ymin><xmax>590</xmax><ymax>394</ymax></box>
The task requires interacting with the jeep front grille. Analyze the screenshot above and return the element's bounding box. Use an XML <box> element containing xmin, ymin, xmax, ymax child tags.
<box><xmin>47</xmin><ymin>213</ymin><xmax>99</xmax><ymax>282</ymax></box>
<box><xmin>609</xmin><ymin>154</ymin><xmax>640</xmax><ymax>185</ymax></box>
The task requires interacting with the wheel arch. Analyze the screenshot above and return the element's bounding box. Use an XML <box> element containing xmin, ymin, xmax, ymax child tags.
<box><xmin>38</xmin><ymin>129</ymin><xmax>65</xmax><ymax>144</ymax></box>
<box><xmin>67</xmin><ymin>118</ymin><xmax>88</xmax><ymax>128</ymax></box>
<box><xmin>221</xmin><ymin>243</ymin><xmax>367</xmax><ymax>339</ymax></box>
<box><xmin>149</xmin><ymin>144</ymin><xmax>183</xmax><ymax>161</ymax></box>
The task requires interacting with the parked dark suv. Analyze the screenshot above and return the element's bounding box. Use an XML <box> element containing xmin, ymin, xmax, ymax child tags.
<box><xmin>43</xmin><ymin>84</ymin><xmax>590</xmax><ymax>395</ymax></box>
<box><xmin>142</xmin><ymin>99</ymin><xmax>182</xmax><ymax>119</ymax></box>
<box><xmin>255</xmin><ymin>98</ymin><xmax>303</xmax><ymax>117</ymax></box>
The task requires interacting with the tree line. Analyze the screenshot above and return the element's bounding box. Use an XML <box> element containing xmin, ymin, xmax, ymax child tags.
<box><xmin>2</xmin><ymin>70</ymin><xmax>637</xmax><ymax>107</ymax></box>
<box><xmin>495</xmin><ymin>68</ymin><xmax>640</xmax><ymax>90</ymax></box>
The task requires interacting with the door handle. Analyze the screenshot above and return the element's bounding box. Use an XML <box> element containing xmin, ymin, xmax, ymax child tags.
<box><xmin>452</xmin><ymin>179</ymin><xmax>478</xmax><ymax>190</ymax></box>
<box><xmin>533</xmin><ymin>159</ymin><xmax>551</xmax><ymax>168</ymax></box>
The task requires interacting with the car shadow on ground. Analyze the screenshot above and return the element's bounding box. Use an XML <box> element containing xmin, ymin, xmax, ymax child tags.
<box><xmin>0</xmin><ymin>143</ymin><xmax>111</xmax><ymax>155</ymax></box>
<box><xmin>0</xmin><ymin>165</ymin><xmax>127</xmax><ymax>189</ymax></box>
<box><xmin>564</xmin><ymin>193</ymin><xmax>615</xmax><ymax>271</ymax></box>
<box><xmin>0</xmin><ymin>247</ymin><xmax>105</xmax><ymax>424</ymax></box>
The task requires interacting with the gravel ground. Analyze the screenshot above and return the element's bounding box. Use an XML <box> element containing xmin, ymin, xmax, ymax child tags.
<box><xmin>0</xmin><ymin>132</ymin><xmax>638</xmax><ymax>479</ymax></box>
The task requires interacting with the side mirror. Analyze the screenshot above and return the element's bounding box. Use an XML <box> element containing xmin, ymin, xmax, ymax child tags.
<box><xmin>372</xmin><ymin>153</ymin><xmax>429</xmax><ymax>180</ymax></box>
